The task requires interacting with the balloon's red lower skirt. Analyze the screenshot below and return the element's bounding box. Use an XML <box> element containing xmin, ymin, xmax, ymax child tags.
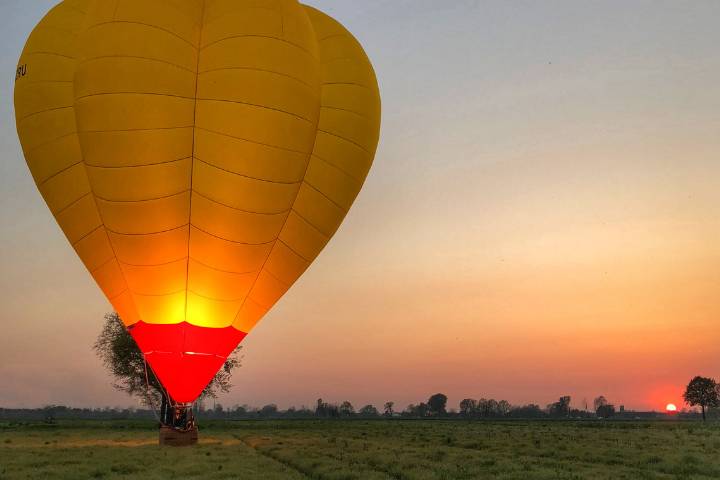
<box><xmin>129</xmin><ymin>321</ymin><xmax>247</xmax><ymax>403</ymax></box>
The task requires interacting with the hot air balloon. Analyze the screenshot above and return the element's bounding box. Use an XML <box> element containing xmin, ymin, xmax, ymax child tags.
<box><xmin>14</xmin><ymin>0</ymin><xmax>380</xmax><ymax>441</ymax></box>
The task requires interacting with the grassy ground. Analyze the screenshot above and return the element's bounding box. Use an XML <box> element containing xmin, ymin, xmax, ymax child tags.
<box><xmin>1</xmin><ymin>419</ymin><xmax>719</xmax><ymax>479</ymax></box>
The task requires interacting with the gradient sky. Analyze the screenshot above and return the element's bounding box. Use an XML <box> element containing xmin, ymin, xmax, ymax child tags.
<box><xmin>1</xmin><ymin>0</ymin><xmax>719</xmax><ymax>412</ymax></box>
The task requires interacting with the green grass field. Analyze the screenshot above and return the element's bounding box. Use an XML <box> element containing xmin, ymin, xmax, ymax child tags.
<box><xmin>1</xmin><ymin>420</ymin><xmax>719</xmax><ymax>479</ymax></box>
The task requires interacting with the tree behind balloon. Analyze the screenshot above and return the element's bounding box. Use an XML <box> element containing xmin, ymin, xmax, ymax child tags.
<box><xmin>94</xmin><ymin>313</ymin><xmax>242</xmax><ymax>407</ymax></box>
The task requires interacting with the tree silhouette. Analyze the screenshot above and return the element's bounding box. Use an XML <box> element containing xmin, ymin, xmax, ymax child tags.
<box><xmin>477</xmin><ymin>398</ymin><xmax>489</xmax><ymax>417</ymax></box>
<box><xmin>359</xmin><ymin>405</ymin><xmax>379</xmax><ymax>417</ymax></box>
<box><xmin>683</xmin><ymin>376</ymin><xmax>719</xmax><ymax>421</ymax></box>
<box><xmin>548</xmin><ymin>396</ymin><xmax>572</xmax><ymax>417</ymax></box>
<box><xmin>428</xmin><ymin>393</ymin><xmax>448</xmax><ymax>415</ymax></box>
<box><xmin>315</xmin><ymin>398</ymin><xmax>340</xmax><ymax>418</ymax></box>
<box><xmin>596</xmin><ymin>404</ymin><xmax>615</xmax><ymax>418</ymax></box>
<box><xmin>340</xmin><ymin>401</ymin><xmax>355</xmax><ymax>416</ymax></box>
<box><xmin>404</xmin><ymin>403</ymin><xmax>429</xmax><ymax>417</ymax></box>
<box><xmin>593</xmin><ymin>396</ymin><xmax>608</xmax><ymax>412</ymax></box>
<box><xmin>486</xmin><ymin>399</ymin><xmax>499</xmax><ymax>416</ymax></box>
<box><xmin>498</xmin><ymin>400</ymin><xmax>511</xmax><ymax>416</ymax></box>
<box><xmin>259</xmin><ymin>404</ymin><xmax>279</xmax><ymax>417</ymax></box>
<box><xmin>383</xmin><ymin>401</ymin><xmax>395</xmax><ymax>417</ymax></box>
<box><xmin>459</xmin><ymin>398</ymin><xmax>477</xmax><ymax>417</ymax></box>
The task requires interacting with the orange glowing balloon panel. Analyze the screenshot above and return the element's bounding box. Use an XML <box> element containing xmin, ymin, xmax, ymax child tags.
<box><xmin>14</xmin><ymin>1</ymin><xmax>381</xmax><ymax>403</ymax></box>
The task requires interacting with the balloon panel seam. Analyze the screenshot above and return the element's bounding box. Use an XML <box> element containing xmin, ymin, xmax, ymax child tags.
<box><xmin>194</xmin><ymin>126</ymin><xmax>309</xmax><ymax>154</ymax></box>
<box><xmin>94</xmin><ymin>189</ymin><xmax>190</xmax><ymax>204</ymax></box>
<box><xmin>316</xmin><ymin>129</ymin><xmax>372</xmax><ymax>155</ymax></box>
<box><xmin>198</xmin><ymin>66</ymin><xmax>317</xmax><ymax>90</ymax></box>
<box><xmin>80</xmin><ymin>55</ymin><xmax>196</xmax><ymax>73</ymax></box>
<box><xmin>199</xmin><ymin>34</ymin><xmax>315</xmax><ymax>57</ymax></box>
<box><xmin>190</xmin><ymin>225</ymin><xmax>275</xmax><ymax>246</ymax></box>
<box><xmin>54</xmin><ymin>191</ymin><xmax>92</xmax><ymax>216</ymax></box>
<box><xmin>38</xmin><ymin>160</ymin><xmax>83</xmax><ymax>186</ymax></box>
<box><xmin>23</xmin><ymin>51</ymin><xmax>74</xmax><ymax>60</ymax></box>
<box><xmin>17</xmin><ymin>105</ymin><xmax>74</xmax><ymax>125</ymax></box>
<box><xmin>71</xmin><ymin>224</ymin><xmax>104</xmax><ymax>247</ymax></box>
<box><xmin>191</xmin><ymin>190</ymin><xmax>294</xmax><ymax>216</ymax></box>
<box><xmin>290</xmin><ymin>209</ymin><xmax>331</xmax><ymax>241</ymax></box>
<box><xmin>302</xmin><ymin>180</ymin><xmax>350</xmax><ymax>212</ymax></box>
<box><xmin>194</xmin><ymin>156</ymin><xmax>304</xmax><ymax>185</ymax></box>
<box><xmin>83</xmin><ymin>21</ymin><xmax>199</xmax><ymax>50</ymax></box>
<box><xmin>318</xmin><ymin>33</ymin><xmax>347</xmax><ymax>42</ymax></box>
<box><xmin>85</xmin><ymin>156</ymin><xmax>192</xmax><ymax>169</ymax></box>
<box><xmin>321</xmin><ymin>105</ymin><xmax>371</xmax><ymax>121</ymax></box>
<box><xmin>75</xmin><ymin>92</ymin><xmax>195</xmax><ymax>102</ymax></box>
<box><xmin>323</xmin><ymin>82</ymin><xmax>376</xmax><ymax>91</ymax></box>
<box><xmin>104</xmin><ymin>224</ymin><xmax>191</xmax><ymax>237</ymax></box>
<box><xmin>187</xmin><ymin>258</ymin><xmax>257</xmax><ymax>276</ymax></box>
<box><xmin>118</xmin><ymin>257</ymin><xmax>190</xmax><ymax>269</ymax></box>
<box><xmin>196</xmin><ymin>98</ymin><xmax>316</xmax><ymax>124</ymax></box>
<box><xmin>78</xmin><ymin>126</ymin><xmax>194</xmax><ymax>134</ymax></box>
<box><xmin>311</xmin><ymin>153</ymin><xmax>366</xmax><ymax>184</ymax></box>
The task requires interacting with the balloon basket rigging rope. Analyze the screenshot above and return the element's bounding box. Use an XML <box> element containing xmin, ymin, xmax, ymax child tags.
<box><xmin>143</xmin><ymin>356</ymin><xmax>196</xmax><ymax>432</ymax></box>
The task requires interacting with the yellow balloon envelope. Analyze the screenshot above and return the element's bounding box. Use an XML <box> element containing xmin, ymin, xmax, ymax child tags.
<box><xmin>14</xmin><ymin>0</ymin><xmax>380</xmax><ymax>402</ymax></box>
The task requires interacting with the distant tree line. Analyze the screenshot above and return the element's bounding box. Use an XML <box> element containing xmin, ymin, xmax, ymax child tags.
<box><xmin>0</xmin><ymin>392</ymin><xmax>708</xmax><ymax>422</ymax></box>
<box><xmin>0</xmin><ymin>406</ymin><xmax>156</xmax><ymax>423</ymax></box>
<box><xmin>5</xmin><ymin>375</ymin><xmax>715</xmax><ymax>423</ymax></box>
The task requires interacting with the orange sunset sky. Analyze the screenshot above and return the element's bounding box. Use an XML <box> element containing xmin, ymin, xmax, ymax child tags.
<box><xmin>1</xmin><ymin>0</ymin><xmax>719</xmax><ymax>412</ymax></box>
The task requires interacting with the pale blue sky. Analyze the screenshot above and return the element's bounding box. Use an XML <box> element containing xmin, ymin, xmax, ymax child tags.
<box><xmin>1</xmin><ymin>1</ymin><xmax>719</xmax><ymax>410</ymax></box>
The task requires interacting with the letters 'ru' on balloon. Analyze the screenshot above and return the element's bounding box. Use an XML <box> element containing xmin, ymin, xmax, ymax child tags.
<box><xmin>14</xmin><ymin>0</ymin><xmax>380</xmax><ymax>403</ymax></box>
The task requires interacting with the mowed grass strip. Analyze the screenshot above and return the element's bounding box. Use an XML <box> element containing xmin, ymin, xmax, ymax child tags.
<box><xmin>1</xmin><ymin>420</ymin><xmax>720</xmax><ymax>479</ymax></box>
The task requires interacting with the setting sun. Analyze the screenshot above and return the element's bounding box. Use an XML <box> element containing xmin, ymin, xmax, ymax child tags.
<box><xmin>666</xmin><ymin>404</ymin><xmax>678</xmax><ymax>413</ymax></box>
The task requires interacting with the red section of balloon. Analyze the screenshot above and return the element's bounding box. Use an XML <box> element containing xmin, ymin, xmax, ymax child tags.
<box><xmin>129</xmin><ymin>322</ymin><xmax>246</xmax><ymax>403</ymax></box>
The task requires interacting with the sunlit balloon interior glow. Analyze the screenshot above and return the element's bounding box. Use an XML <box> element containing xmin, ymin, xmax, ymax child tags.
<box><xmin>14</xmin><ymin>0</ymin><xmax>380</xmax><ymax>403</ymax></box>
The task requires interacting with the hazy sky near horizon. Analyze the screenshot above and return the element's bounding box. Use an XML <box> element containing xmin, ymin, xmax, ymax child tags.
<box><xmin>1</xmin><ymin>0</ymin><xmax>719</xmax><ymax>412</ymax></box>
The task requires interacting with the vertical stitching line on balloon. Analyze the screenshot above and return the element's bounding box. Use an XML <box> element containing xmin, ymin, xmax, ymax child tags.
<box><xmin>231</xmin><ymin>8</ymin><xmax>322</xmax><ymax>327</ymax></box>
<box><xmin>281</xmin><ymin>6</ymin><xmax>285</xmax><ymax>36</ymax></box>
<box><xmin>183</xmin><ymin>0</ymin><xmax>207</xmax><ymax>352</ymax></box>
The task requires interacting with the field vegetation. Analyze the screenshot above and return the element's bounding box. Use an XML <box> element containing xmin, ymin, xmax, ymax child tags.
<box><xmin>1</xmin><ymin>419</ymin><xmax>720</xmax><ymax>479</ymax></box>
